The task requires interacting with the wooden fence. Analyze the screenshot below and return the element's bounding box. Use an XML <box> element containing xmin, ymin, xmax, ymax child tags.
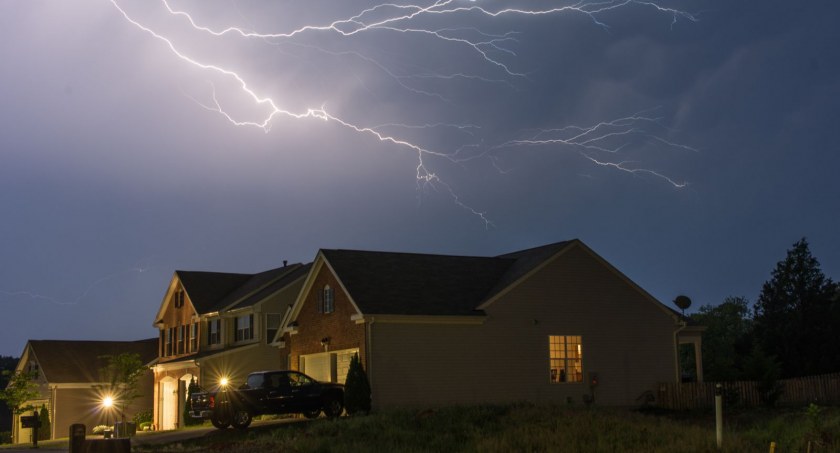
<box><xmin>657</xmin><ymin>373</ymin><xmax>840</xmax><ymax>410</ymax></box>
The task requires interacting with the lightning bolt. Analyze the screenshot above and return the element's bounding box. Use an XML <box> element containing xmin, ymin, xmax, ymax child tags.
<box><xmin>108</xmin><ymin>0</ymin><xmax>698</xmax><ymax>227</ymax></box>
<box><xmin>0</xmin><ymin>266</ymin><xmax>152</xmax><ymax>306</ymax></box>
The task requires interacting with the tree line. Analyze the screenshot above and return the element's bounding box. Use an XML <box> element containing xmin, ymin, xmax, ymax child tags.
<box><xmin>688</xmin><ymin>238</ymin><xmax>840</xmax><ymax>384</ymax></box>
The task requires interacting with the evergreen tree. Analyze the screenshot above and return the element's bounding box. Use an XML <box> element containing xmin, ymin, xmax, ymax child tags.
<box><xmin>343</xmin><ymin>354</ymin><xmax>371</xmax><ymax>415</ymax></box>
<box><xmin>183</xmin><ymin>377</ymin><xmax>203</xmax><ymax>426</ymax></box>
<box><xmin>37</xmin><ymin>405</ymin><xmax>50</xmax><ymax>441</ymax></box>
<box><xmin>753</xmin><ymin>238</ymin><xmax>839</xmax><ymax>377</ymax></box>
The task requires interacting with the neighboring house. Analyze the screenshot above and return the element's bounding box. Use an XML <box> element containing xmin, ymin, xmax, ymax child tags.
<box><xmin>150</xmin><ymin>262</ymin><xmax>310</xmax><ymax>430</ymax></box>
<box><xmin>9</xmin><ymin>339</ymin><xmax>157</xmax><ymax>443</ymax></box>
<box><xmin>274</xmin><ymin>239</ymin><xmax>704</xmax><ymax>407</ymax></box>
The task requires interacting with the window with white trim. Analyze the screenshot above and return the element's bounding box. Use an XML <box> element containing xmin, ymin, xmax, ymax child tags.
<box><xmin>265</xmin><ymin>314</ymin><xmax>283</xmax><ymax>344</ymax></box>
<box><xmin>549</xmin><ymin>335</ymin><xmax>583</xmax><ymax>383</ymax></box>
<box><xmin>318</xmin><ymin>285</ymin><xmax>335</xmax><ymax>314</ymax></box>
<box><xmin>208</xmin><ymin>318</ymin><xmax>221</xmax><ymax>345</ymax></box>
<box><xmin>235</xmin><ymin>314</ymin><xmax>254</xmax><ymax>342</ymax></box>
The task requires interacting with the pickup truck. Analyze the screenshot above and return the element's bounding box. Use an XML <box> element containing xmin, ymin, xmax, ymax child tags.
<box><xmin>190</xmin><ymin>370</ymin><xmax>345</xmax><ymax>429</ymax></box>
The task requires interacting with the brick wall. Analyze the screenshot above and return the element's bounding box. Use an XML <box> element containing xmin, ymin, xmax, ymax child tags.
<box><xmin>284</xmin><ymin>264</ymin><xmax>366</xmax><ymax>371</ymax></box>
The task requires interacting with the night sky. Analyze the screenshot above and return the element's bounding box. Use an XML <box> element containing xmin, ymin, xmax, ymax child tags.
<box><xmin>1</xmin><ymin>1</ymin><xmax>838</xmax><ymax>357</ymax></box>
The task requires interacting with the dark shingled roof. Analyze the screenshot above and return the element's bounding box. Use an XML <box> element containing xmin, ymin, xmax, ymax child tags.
<box><xmin>176</xmin><ymin>264</ymin><xmax>307</xmax><ymax>314</ymax></box>
<box><xmin>321</xmin><ymin>249</ymin><xmax>513</xmax><ymax>316</ymax></box>
<box><xmin>320</xmin><ymin>241</ymin><xmax>577</xmax><ymax>316</ymax></box>
<box><xmin>27</xmin><ymin>338</ymin><xmax>158</xmax><ymax>384</ymax></box>
<box><xmin>228</xmin><ymin>263</ymin><xmax>312</xmax><ymax>311</ymax></box>
<box><xmin>175</xmin><ymin>271</ymin><xmax>252</xmax><ymax>314</ymax></box>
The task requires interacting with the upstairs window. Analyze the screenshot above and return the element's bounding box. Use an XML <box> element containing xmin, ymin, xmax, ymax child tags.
<box><xmin>208</xmin><ymin>319</ymin><xmax>221</xmax><ymax>345</ymax></box>
<box><xmin>235</xmin><ymin>314</ymin><xmax>254</xmax><ymax>342</ymax></box>
<box><xmin>317</xmin><ymin>285</ymin><xmax>335</xmax><ymax>314</ymax></box>
<box><xmin>549</xmin><ymin>335</ymin><xmax>583</xmax><ymax>383</ymax></box>
<box><xmin>265</xmin><ymin>314</ymin><xmax>283</xmax><ymax>344</ymax></box>
<box><xmin>174</xmin><ymin>289</ymin><xmax>185</xmax><ymax>309</ymax></box>
<box><xmin>177</xmin><ymin>324</ymin><xmax>186</xmax><ymax>355</ymax></box>
<box><xmin>165</xmin><ymin>328</ymin><xmax>173</xmax><ymax>356</ymax></box>
<box><xmin>190</xmin><ymin>322</ymin><xmax>198</xmax><ymax>352</ymax></box>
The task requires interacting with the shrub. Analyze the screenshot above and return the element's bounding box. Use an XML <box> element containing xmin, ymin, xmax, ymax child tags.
<box><xmin>133</xmin><ymin>409</ymin><xmax>152</xmax><ymax>425</ymax></box>
<box><xmin>184</xmin><ymin>377</ymin><xmax>203</xmax><ymax>426</ymax></box>
<box><xmin>91</xmin><ymin>425</ymin><xmax>109</xmax><ymax>435</ymax></box>
<box><xmin>0</xmin><ymin>431</ymin><xmax>11</xmax><ymax>444</ymax></box>
<box><xmin>343</xmin><ymin>353</ymin><xmax>371</xmax><ymax>415</ymax></box>
<box><xmin>139</xmin><ymin>422</ymin><xmax>152</xmax><ymax>431</ymax></box>
<box><xmin>37</xmin><ymin>404</ymin><xmax>50</xmax><ymax>441</ymax></box>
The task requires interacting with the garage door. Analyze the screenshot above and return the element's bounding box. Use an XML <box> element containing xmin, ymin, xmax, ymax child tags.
<box><xmin>301</xmin><ymin>348</ymin><xmax>359</xmax><ymax>384</ymax></box>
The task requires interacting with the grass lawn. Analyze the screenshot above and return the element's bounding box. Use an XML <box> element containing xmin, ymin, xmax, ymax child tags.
<box><xmin>132</xmin><ymin>403</ymin><xmax>840</xmax><ymax>453</ymax></box>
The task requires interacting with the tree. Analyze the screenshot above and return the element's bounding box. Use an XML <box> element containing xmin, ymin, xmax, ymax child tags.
<box><xmin>37</xmin><ymin>405</ymin><xmax>50</xmax><ymax>441</ymax></box>
<box><xmin>0</xmin><ymin>370</ymin><xmax>39</xmax><ymax>415</ymax></box>
<box><xmin>753</xmin><ymin>238</ymin><xmax>839</xmax><ymax>377</ymax></box>
<box><xmin>98</xmin><ymin>353</ymin><xmax>147</xmax><ymax>423</ymax></box>
<box><xmin>690</xmin><ymin>296</ymin><xmax>754</xmax><ymax>381</ymax></box>
<box><xmin>343</xmin><ymin>354</ymin><xmax>371</xmax><ymax>415</ymax></box>
<box><xmin>0</xmin><ymin>356</ymin><xmax>19</xmax><ymax>434</ymax></box>
<box><xmin>183</xmin><ymin>377</ymin><xmax>203</xmax><ymax>426</ymax></box>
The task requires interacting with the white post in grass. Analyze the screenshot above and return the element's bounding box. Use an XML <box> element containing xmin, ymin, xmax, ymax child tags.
<box><xmin>715</xmin><ymin>384</ymin><xmax>723</xmax><ymax>449</ymax></box>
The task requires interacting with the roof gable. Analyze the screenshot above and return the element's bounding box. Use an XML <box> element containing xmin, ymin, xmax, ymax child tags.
<box><xmin>25</xmin><ymin>338</ymin><xmax>158</xmax><ymax>384</ymax></box>
<box><xmin>176</xmin><ymin>270</ymin><xmax>252</xmax><ymax>314</ymax></box>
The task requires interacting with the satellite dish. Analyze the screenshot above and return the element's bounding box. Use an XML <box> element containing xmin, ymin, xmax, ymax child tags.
<box><xmin>674</xmin><ymin>295</ymin><xmax>692</xmax><ymax>313</ymax></box>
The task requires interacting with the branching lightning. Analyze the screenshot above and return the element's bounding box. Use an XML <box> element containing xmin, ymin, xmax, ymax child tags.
<box><xmin>0</xmin><ymin>266</ymin><xmax>151</xmax><ymax>306</ymax></box>
<box><xmin>109</xmin><ymin>0</ymin><xmax>698</xmax><ymax>227</ymax></box>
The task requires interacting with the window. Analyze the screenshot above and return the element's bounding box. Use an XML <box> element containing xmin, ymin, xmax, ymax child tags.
<box><xmin>549</xmin><ymin>335</ymin><xmax>583</xmax><ymax>383</ymax></box>
<box><xmin>235</xmin><ymin>314</ymin><xmax>254</xmax><ymax>342</ymax></box>
<box><xmin>208</xmin><ymin>319</ymin><xmax>221</xmax><ymax>345</ymax></box>
<box><xmin>159</xmin><ymin>330</ymin><xmax>165</xmax><ymax>357</ymax></box>
<box><xmin>190</xmin><ymin>322</ymin><xmax>198</xmax><ymax>352</ymax></box>
<box><xmin>165</xmin><ymin>328</ymin><xmax>173</xmax><ymax>356</ymax></box>
<box><xmin>174</xmin><ymin>289</ymin><xmax>184</xmax><ymax>308</ymax></box>
<box><xmin>318</xmin><ymin>285</ymin><xmax>335</xmax><ymax>314</ymax></box>
<box><xmin>265</xmin><ymin>314</ymin><xmax>283</xmax><ymax>344</ymax></box>
<box><xmin>175</xmin><ymin>324</ymin><xmax>184</xmax><ymax>354</ymax></box>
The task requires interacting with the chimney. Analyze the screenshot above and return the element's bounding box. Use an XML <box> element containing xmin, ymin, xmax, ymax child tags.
<box><xmin>283</xmin><ymin>260</ymin><xmax>288</xmax><ymax>267</ymax></box>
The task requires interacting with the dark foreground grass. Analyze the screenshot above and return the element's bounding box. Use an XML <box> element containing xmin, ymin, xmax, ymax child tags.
<box><xmin>134</xmin><ymin>403</ymin><xmax>840</xmax><ymax>453</ymax></box>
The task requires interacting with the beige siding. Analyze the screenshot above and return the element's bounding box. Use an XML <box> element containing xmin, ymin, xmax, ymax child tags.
<box><xmin>371</xmin><ymin>244</ymin><xmax>679</xmax><ymax>407</ymax></box>
<box><xmin>198</xmin><ymin>343</ymin><xmax>285</xmax><ymax>388</ymax></box>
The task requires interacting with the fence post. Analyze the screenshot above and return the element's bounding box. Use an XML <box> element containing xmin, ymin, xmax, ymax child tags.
<box><xmin>715</xmin><ymin>384</ymin><xmax>723</xmax><ymax>449</ymax></box>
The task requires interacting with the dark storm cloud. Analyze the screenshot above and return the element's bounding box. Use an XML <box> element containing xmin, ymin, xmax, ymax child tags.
<box><xmin>1</xmin><ymin>1</ymin><xmax>839</xmax><ymax>356</ymax></box>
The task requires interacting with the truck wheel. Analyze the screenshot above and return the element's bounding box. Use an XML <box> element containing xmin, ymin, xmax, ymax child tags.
<box><xmin>211</xmin><ymin>412</ymin><xmax>231</xmax><ymax>429</ymax></box>
<box><xmin>323</xmin><ymin>397</ymin><xmax>344</xmax><ymax>418</ymax></box>
<box><xmin>232</xmin><ymin>409</ymin><xmax>252</xmax><ymax>429</ymax></box>
<box><xmin>302</xmin><ymin>408</ymin><xmax>321</xmax><ymax>419</ymax></box>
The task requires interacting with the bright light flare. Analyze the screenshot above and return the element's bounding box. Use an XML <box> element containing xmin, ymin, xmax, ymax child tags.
<box><xmin>102</xmin><ymin>396</ymin><xmax>114</xmax><ymax>408</ymax></box>
<box><xmin>219</xmin><ymin>377</ymin><xmax>229</xmax><ymax>388</ymax></box>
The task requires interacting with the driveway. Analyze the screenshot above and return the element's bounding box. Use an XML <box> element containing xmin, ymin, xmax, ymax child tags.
<box><xmin>0</xmin><ymin>417</ymin><xmax>301</xmax><ymax>452</ymax></box>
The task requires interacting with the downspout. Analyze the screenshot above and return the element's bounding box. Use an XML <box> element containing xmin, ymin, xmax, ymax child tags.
<box><xmin>673</xmin><ymin>319</ymin><xmax>687</xmax><ymax>383</ymax></box>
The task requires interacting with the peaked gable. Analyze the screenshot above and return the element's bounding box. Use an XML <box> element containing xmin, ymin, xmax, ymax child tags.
<box><xmin>176</xmin><ymin>270</ymin><xmax>252</xmax><ymax>314</ymax></box>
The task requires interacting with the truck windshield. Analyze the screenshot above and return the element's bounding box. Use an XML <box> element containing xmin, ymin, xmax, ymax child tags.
<box><xmin>246</xmin><ymin>374</ymin><xmax>265</xmax><ymax>389</ymax></box>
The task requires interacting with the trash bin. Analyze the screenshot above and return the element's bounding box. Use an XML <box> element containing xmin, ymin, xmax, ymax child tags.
<box><xmin>69</xmin><ymin>423</ymin><xmax>85</xmax><ymax>453</ymax></box>
<box><xmin>114</xmin><ymin>421</ymin><xmax>137</xmax><ymax>438</ymax></box>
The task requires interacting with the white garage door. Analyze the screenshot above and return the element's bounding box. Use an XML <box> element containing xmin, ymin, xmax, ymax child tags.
<box><xmin>301</xmin><ymin>348</ymin><xmax>359</xmax><ymax>384</ymax></box>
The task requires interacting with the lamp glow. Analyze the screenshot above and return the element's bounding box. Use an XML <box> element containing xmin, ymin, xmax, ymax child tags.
<box><xmin>102</xmin><ymin>396</ymin><xmax>114</xmax><ymax>408</ymax></box>
<box><xmin>219</xmin><ymin>377</ymin><xmax>229</xmax><ymax>387</ymax></box>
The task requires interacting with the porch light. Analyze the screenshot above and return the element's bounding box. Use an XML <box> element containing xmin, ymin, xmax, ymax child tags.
<box><xmin>219</xmin><ymin>377</ymin><xmax>229</xmax><ymax>388</ymax></box>
<box><xmin>102</xmin><ymin>396</ymin><xmax>114</xmax><ymax>408</ymax></box>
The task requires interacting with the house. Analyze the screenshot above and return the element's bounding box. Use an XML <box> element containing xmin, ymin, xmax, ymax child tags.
<box><xmin>149</xmin><ymin>262</ymin><xmax>310</xmax><ymax>430</ymax></box>
<box><xmin>274</xmin><ymin>239</ymin><xmax>704</xmax><ymax>407</ymax></box>
<box><xmin>10</xmin><ymin>339</ymin><xmax>157</xmax><ymax>443</ymax></box>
